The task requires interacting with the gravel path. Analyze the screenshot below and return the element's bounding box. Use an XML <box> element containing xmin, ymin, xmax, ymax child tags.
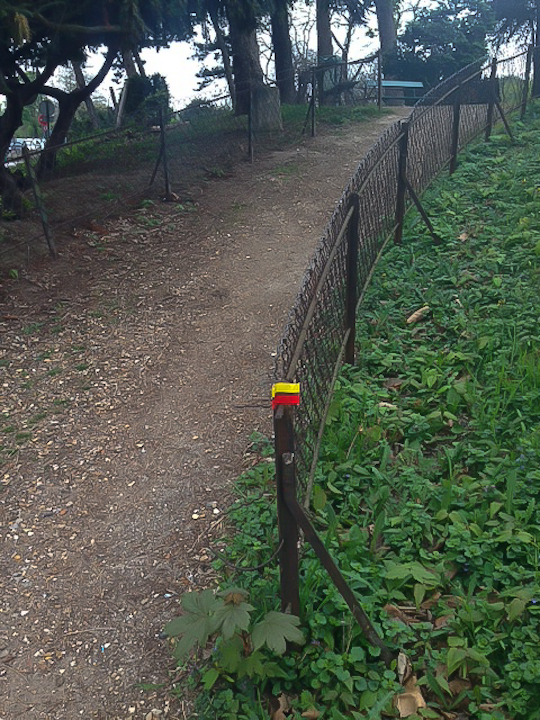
<box><xmin>0</xmin><ymin>108</ymin><xmax>409</xmax><ymax>720</ymax></box>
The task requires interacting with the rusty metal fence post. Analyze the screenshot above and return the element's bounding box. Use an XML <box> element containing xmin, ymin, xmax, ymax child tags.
<box><xmin>248</xmin><ymin>89</ymin><xmax>254</xmax><ymax>163</ymax></box>
<box><xmin>450</xmin><ymin>85</ymin><xmax>462</xmax><ymax>175</ymax></box>
<box><xmin>522</xmin><ymin>45</ymin><xmax>533</xmax><ymax>120</ymax></box>
<box><xmin>160</xmin><ymin>108</ymin><xmax>172</xmax><ymax>201</ymax></box>
<box><xmin>485</xmin><ymin>57</ymin><xmax>497</xmax><ymax>142</ymax></box>
<box><xmin>273</xmin><ymin>403</ymin><xmax>300</xmax><ymax>617</ymax></box>
<box><xmin>345</xmin><ymin>194</ymin><xmax>360</xmax><ymax>365</ymax></box>
<box><xmin>394</xmin><ymin>121</ymin><xmax>409</xmax><ymax>245</ymax></box>
<box><xmin>311</xmin><ymin>68</ymin><xmax>316</xmax><ymax>138</ymax></box>
<box><xmin>22</xmin><ymin>146</ymin><xmax>57</xmax><ymax>259</ymax></box>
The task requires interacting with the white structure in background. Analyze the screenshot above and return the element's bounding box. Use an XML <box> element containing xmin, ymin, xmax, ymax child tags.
<box><xmin>4</xmin><ymin>138</ymin><xmax>45</xmax><ymax>162</ymax></box>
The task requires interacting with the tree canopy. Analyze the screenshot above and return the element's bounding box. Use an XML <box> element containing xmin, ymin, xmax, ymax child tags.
<box><xmin>386</xmin><ymin>0</ymin><xmax>495</xmax><ymax>87</ymax></box>
<box><xmin>492</xmin><ymin>0</ymin><xmax>538</xmax><ymax>44</ymax></box>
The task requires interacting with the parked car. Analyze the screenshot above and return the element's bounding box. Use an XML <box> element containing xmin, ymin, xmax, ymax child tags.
<box><xmin>4</xmin><ymin>138</ymin><xmax>45</xmax><ymax>162</ymax></box>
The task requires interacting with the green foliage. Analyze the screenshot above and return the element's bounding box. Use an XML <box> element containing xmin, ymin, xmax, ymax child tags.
<box><xmin>165</xmin><ymin>113</ymin><xmax>540</xmax><ymax>720</ymax></box>
<box><xmin>164</xmin><ymin>584</ymin><xmax>305</xmax><ymax>708</ymax></box>
<box><xmin>125</xmin><ymin>73</ymin><xmax>171</xmax><ymax>124</ymax></box>
<box><xmin>387</xmin><ymin>0</ymin><xmax>496</xmax><ymax>86</ymax></box>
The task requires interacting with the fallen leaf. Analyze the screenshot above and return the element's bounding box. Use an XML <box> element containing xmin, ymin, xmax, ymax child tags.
<box><xmin>383</xmin><ymin>604</ymin><xmax>411</xmax><ymax>624</ymax></box>
<box><xmin>397</xmin><ymin>651</ymin><xmax>412</xmax><ymax>684</ymax></box>
<box><xmin>434</xmin><ymin>613</ymin><xmax>454</xmax><ymax>628</ymax></box>
<box><xmin>394</xmin><ymin>675</ymin><xmax>426</xmax><ymax>717</ymax></box>
<box><xmin>301</xmin><ymin>710</ymin><xmax>320</xmax><ymax>719</ymax></box>
<box><xmin>406</xmin><ymin>305</ymin><xmax>430</xmax><ymax>324</ymax></box>
<box><xmin>448</xmin><ymin>678</ymin><xmax>471</xmax><ymax>697</ymax></box>
<box><xmin>383</xmin><ymin>377</ymin><xmax>405</xmax><ymax>389</ymax></box>
<box><xmin>271</xmin><ymin>693</ymin><xmax>289</xmax><ymax>720</ymax></box>
<box><xmin>459</xmin><ymin>232</ymin><xmax>468</xmax><ymax>241</ymax></box>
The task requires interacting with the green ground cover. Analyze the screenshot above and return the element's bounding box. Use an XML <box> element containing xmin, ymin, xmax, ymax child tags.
<box><xmin>165</xmin><ymin>116</ymin><xmax>540</xmax><ymax>719</ymax></box>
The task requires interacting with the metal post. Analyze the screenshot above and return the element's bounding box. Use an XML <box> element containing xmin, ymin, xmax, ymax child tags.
<box><xmin>394</xmin><ymin>121</ymin><xmax>409</xmax><ymax>245</ymax></box>
<box><xmin>377</xmin><ymin>49</ymin><xmax>382</xmax><ymax>111</ymax></box>
<box><xmin>450</xmin><ymin>84</ymin><xmax>461</xmax><ymax>175</ymax></box>
<box><xmin>281</xmin><ymin>463</ymin><xmax>393</xmax><ymax>666</ymax></box>
<box><xmin>22</xmin><ymin>146</ymin><xmax>57</xmax><ymax>259</ymax></box>
<box><xmin>345</xmin><ymin>194</ymin><xmax>360</xmax><ymax>365</ymax></box>
<box><xmin>248</xmin><ymin>89</ymin><xmax>254</xmax><ymax>163</ymax></box>
<box><xmin>274</xmin><ymin>406</ymin><xmax>300</xmax><ymax>617</ymax></box>
<box><xmin>159</xmin><ymin>108</ymin><xmax>172</xmax><ymax>201</ymax></box>
<box><xmin>45</xmin><ymin>102</ymin><xmax>50</xmax><ymax>140</ymax></box>
<box><xmin>522</xmin><ymin>45</ymin><xmax>533</xmax><ymax>120</ymax></box>
<box><xmin>485</xmin><ymin>57</ymin><xmax>497</xmax><ymax>142</ymax></box>
<box><xmin>311</xmin><ymin>68</ymin><xmax>316</xmax><ymax>138</ymax></box>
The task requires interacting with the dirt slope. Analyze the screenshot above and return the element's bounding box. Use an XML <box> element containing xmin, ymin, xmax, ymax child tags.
<box><xmin>0</xmin><ymin>108</ymin><xmax>409</xmax><ymax>720</ymax></box>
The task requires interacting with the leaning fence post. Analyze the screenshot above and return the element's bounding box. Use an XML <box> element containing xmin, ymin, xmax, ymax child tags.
<box><xmin>22</xmin><ymin>146</ymin><xmax>57</xmax><ymax>259</ymax></box>
<box><xmin>450</xmin><ymin>84</ymin><xmax>462</xmax><ymax>175</ymax></box>
<box><xmin>345</xmin><ymin>194</ymin><xmax>360</xmax><ymax>365</ymax></box>
<box><xmin>273</xmin><ymin>389</ymin><xmax>301</xmax><ymax>618</ymax></box>
<box><xmin>248</xmin><ymin>88</ymin><xmax>254</xmax><ymax>163</ymax></box>
<box><xmin>485</xmin><ymin>57</ymin><xmax>497</xmax><ymax>142</ymax></box>
<box><xmin>394</xmin><ymin>121</ymin><xmax>409</xmax><ymax>245</ymax></box>
<box><xmin>311</xmin><ymin>68</ymin><xmax>316</xmax><ymax>138</ymax></box>
<box><xmin>522</xmin><ymin>45</ymin><xmax>533</xmax><ymax>120</ymax></box>
<box><xmin>159</xmin><ymin>108</ymin><xmax>172</xmax><ymax>201</ymax></box>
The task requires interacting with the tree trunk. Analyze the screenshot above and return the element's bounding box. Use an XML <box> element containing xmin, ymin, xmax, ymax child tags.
<box><xmin>316</xmin><ymin>0</ymin><xmax>334</xmax><ymax>104</ymax></box>
<box><xmin>133</xmin><ymin>49</ymin><xmax>147</xmax><ymax>77</ymax></box>
<box><xmin>72</xmin><ymin>62</ymin><xmax>100</xmax><ymax>130</ymax></box>
<box><xmin>122</xmin><ymin>48</ymin><xmax>139</xmax><ymax>78</ymax></box>
<box><xmin>0</xmin><ymin>61</ymin><xmax>58</xmax><ymax>217</ymax></box>
<box><xmin>270</xmin><ymin>0</ymin><xmax>296</xmax><ymax>104</ymax></box>
<box><xmin>0</xmin><ymin>91</ymin><xmax>27</xmax><ymax>217</ymax></box>
<box><xmin>37</xmin><ymin>94</ymin><xmax>81</xmax><ymax>177</ymax></box>
<box><xmin>316</xmin><ymin>0</ymin><xmax>333</xmax><ymax>59</ymax></box>
<box><xmin>37</xmin><ymin>46</ymin><xmax>118</xmax><ymax>175</ymax></box>
<box><xmin>533</xmin><ymin>4</ymin><xmax>540</xmax><ymax>98</ymax></box>
<box><xmin>374</xmin><ymin>0</ymin><xmax>397</xmax><ymax>59</ymax></box>
<box><xmin>208</xmin><ymin>1</ymin><xmax>236</xmax><ymax>107</ymax></box>
<box><xmin>227</xmin><ymin>0</ymin><xmax>265</xmax><ymax>115</ymax></box>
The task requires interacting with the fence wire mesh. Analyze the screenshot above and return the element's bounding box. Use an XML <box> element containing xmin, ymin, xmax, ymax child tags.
<box><xmin>275</xmin><ymin>48</ymin><xmax>531</xmax><ymax>507</ymax></box>
<box><xmin>0</xmin><ymin>93</ymin><xmax>265</xmax><ymax>263</ymax></box>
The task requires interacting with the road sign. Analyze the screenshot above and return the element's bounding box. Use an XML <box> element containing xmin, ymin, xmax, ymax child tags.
<box><xmin>38</xmin><ymin>99</ymin><xmax>56</xmax><ymax>121</ymax></box>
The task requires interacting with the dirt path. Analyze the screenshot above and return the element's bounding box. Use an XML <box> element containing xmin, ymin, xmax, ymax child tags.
<box><xmin>0</xmin><ymin>109</ymin><xmax>409</xmax><ymax>720</ymax></box>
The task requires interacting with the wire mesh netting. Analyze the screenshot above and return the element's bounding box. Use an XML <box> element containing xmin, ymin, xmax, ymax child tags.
<box><xmin>0</xmin><ymin>94</ymin><xmax>253</xmax><ymax>263</ymax></box>
<box><xmin>313</xmin><ymin>53</ymin><xmax>380</xmax><ymax>106</ymax></box>
<box><xmin>275</xmin><ymin>48</ymin><xmax>531</xmax><ymax>507</ymax></box>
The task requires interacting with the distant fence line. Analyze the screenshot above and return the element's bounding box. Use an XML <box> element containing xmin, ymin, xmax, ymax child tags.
<box><xmin>272</xmin><ymin>47</ymin><xmax>531</xmax><ymax>646</ymax></box>
<box><xmin>0</xmin><ymin>49</ymin><xmax>390</xmax><ymax>265</ymax></box>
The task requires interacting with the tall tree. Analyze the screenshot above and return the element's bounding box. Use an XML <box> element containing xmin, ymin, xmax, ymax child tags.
<box><xmin>493</xmin><ymin>0</ymin><xmax>540</xmax><ymax>95</ymax></box>
<box><xmin>270</xmin><ymin>0</ymin><xmax>296</xmax><ymax>103</ymax></box>
<box><xmin>72</xmin><ymin>61</ymin><xmax>100</xmax><ymax>130</ymax></box>
<box><xmin>37</xmin><ymin>46</ymin><xmax>118</xmax><ymax>175</ymax></box>
<box><xmin>225</xmin><ymin>0</ymin><xmax>265</xmax><ymax>114</ymax></box>
<box><xmin>374</xmin><ymin>0</ymin><xmax>397</xmax><ymax>58</ymax></box>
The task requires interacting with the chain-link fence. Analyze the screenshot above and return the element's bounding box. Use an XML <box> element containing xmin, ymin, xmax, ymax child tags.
<box><xmin>274</xmin><ymin>48</ymin><xmax>531</xmax><ymax>510</ymax></box>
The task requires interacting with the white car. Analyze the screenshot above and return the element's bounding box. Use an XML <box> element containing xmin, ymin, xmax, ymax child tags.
<box><xmin>5</xmin><ymin>138</ymin><xmax>45</xmax><ymax>162</ymax></box>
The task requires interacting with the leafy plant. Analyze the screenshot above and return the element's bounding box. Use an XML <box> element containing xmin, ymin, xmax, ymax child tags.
<box><xmin>164</xmin><ymin>587</ymin><xmax>304</xmax><ymax>694</ymax></box>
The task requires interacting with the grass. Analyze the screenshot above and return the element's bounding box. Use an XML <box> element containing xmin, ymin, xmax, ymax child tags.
<box><xmin>164</xmin><ymin>115</ymin><xmax>540</xmax><ymax>719</ymax></box>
